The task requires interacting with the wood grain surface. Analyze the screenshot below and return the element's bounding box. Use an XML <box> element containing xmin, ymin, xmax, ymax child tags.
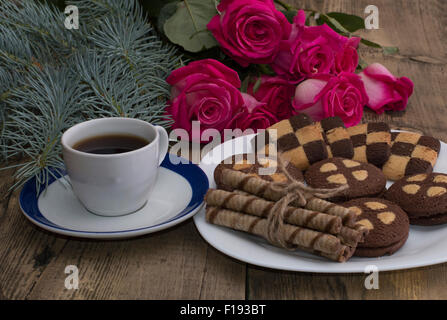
<box><xmin>0</xmin><ymin>0</ymin><xmax>446</xmax><ymax>299</ymax></box>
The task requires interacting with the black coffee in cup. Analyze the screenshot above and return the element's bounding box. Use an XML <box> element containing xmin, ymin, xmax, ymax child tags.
<box><xmin>73</xmin><ymin>134</ymin><xmax>150</xmax><ymax>155</ymax></box>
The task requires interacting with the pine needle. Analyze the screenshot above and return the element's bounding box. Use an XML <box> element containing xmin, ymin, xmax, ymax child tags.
<box><xmin>0</xmin><ymin>0</ymin><xmax>180</xmax><ymax>193</ymax></box>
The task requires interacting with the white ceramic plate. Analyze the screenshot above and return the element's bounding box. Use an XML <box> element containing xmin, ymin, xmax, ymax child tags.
<box><xmin>20</xmin><ymin>155</ymin><xmax>208</xmax><ymax>239</ymax></box>
<box><xmin>194</xmin><ymin>133</ymin><xmax>447</xmax><ymax>273</ymax></box>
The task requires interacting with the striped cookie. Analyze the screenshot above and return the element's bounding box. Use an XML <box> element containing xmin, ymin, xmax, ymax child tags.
<box><xmin>347</xmin><ymin>122</ymin><xmax>391</xmax><ymax>167</ymax></box>
<box><xmin>254</xmin><ymin>114</ymin><xmax>328</xmax><ymax>170</ymax></box>
<box><xmin>382</xmin><ymin>132</ymin><xmax>440</xmax><ymax>181</ymax></box>
<box><xmin>319</xmin><ymin>117</ymin><xmax>354</xmax><ymax>159</ymax></box>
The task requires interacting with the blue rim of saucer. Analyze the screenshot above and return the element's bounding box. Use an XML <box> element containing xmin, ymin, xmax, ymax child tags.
<box><xmin>19</xmin><ymin>154</ymin><xmax>209</xmax><ymax>235</ymax></box>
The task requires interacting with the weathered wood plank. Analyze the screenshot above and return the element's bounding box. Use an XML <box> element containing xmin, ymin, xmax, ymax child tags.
<box><xmin>248</xmin><ymin>263</ymin><xmax>447</xmax><ymax>299</ymax></box>
<box><xmin>0</xmin><ymin>161</ymin><xmax>245</xmax><ymax>300</ymax></box>
<box><xmin>0</xmin><ymin>195</ymin><xmax>245</xmax><ymax>300</ymax></box>
<box><xmin>300</xmin><ymin>0</ymin><xmax>446</xmax><ymax>61</ymax></box>
<box><xmin>0</xmin><ymin>184</ymin><xmax>68</xmax><ymax>299</ymax></box>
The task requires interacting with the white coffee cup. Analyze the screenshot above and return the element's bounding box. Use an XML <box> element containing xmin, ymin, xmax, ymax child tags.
<box><xmin>61</xmin><ymin>117</ymin><xmax>169</xmax><ymax>216</ymax></box>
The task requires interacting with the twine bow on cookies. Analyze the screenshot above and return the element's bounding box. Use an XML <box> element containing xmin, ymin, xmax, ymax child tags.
<box><xmin>265</xmin><ymin>155</ymin><xmax>349</xmax><ymax>249</ymax></box>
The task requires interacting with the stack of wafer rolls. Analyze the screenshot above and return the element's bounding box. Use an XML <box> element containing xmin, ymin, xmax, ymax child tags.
<box><xmin>214</xmin><ymin>168</ymin><xmax>360</xmax><ymax>227</ymax></box>
<box><xmin>206</xmin><ymin>189</ymin><xmax>366</xmax><ymax>247</ymax></box>
<box><xmin>207</xmin><ymin>168</ymin><xmax>369</xmax><ymax>262</ymax></box>
<box><xmin>206</xmin><ymin>206</ymin><xmax>355</xmax><ymax>262</ymax></box>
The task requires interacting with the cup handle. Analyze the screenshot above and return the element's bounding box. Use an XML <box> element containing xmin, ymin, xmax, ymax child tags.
<box><xmin>155</xmin><ymin>126</ymin><xmax>169</xmax><ymax>165</ymax></box>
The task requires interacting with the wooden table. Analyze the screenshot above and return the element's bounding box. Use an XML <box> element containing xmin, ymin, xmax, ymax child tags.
<box><xmin>0</xmin><ymin>0</ymin><xmax>446</xmax><ymax>299</ymax></box>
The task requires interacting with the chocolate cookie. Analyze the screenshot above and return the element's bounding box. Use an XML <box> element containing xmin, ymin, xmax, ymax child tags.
<box><xmin>382</xmin><ymin>132</ymin><xmax>440</xmax><ymax>181</ymax></box>
<box><xmin>304</xmin><ymin>157</ymin><xmax>387</xmax><ymax>201</ymax></box>
<box><xmin>342</xmin><ymin>198</ymin><xmax>409</xmax><ymax>257</ymax></box>
<box><xmin>253</xmin><ymin>114</ymin><xmax>328</xmax><ymax>170</ymax></box>
<box><xmin>347</xmin><ymin>122</ymin><xmax>391</xmax><ymax>167</ymax></box>
<box><xmin>384</xmin><ymin>173</ymin><xmax>447</xmax><ymax>225</ymax></box>
<box><xmin>319</xmin><ymin>117</ymin><xmax>354</xmax><ymax>159</ymax></box>
<box><xmin>214</xmin><ymin>153</ymin><xmax>304</xmax><ymax>192</ymax></box>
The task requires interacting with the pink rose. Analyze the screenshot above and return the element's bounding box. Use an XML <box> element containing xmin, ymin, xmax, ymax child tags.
<box><xmin>293</xmin><ymin>72</ymin><xmax>368</xmax><ymax>127</ymax></box>
<box><xmin>359</xmin><ymin>63</ymin><xmax>414</xmax><ymax>114</ymax></box>
<box><xmin>271</xmin><ymin>10</ymin><xmax>360</xmax><ymax>82</ymax></box>
<box><xmin>166</xmin><ymin>59</ymin><xmax>244</xmax><ymax>142</ymax></box>
<box><xmin>247</xmin><ymin>76</ymin><xmax>296</xmax><ymax>121</ymax></box>
<box><xmin>207</xmin><ymin>0</ymin><xmax>291</xmax><ymax>67</ymax></box>
<box><xmin>232</xmin><ymin>93</ymin><xmax>278</xmax><ymax>131</ymax></box>
<box><xmin>333</xmin><ymin>37</ymin><xmax>360</xmax><ymax>74</ymax></box>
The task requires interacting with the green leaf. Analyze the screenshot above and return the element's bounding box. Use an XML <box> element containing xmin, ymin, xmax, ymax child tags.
<box><xmin>252</xmin><ymin>77</ymin><xmax>262</xmax><ymax>94</ymax></box>
<box><xmin>316</xmin><ymin>14</ymin><xmax>349</xmax><ymax>35</ymax></box>
<box><xmin>140</xmin><ymin>0</ymin><xmax>179</xmax><ymax>18</ymax></box>
<box><xmin>383</xmin><ymin>46</ymin><xmax>399</xmax><ymax>55</ymax></box>
<box><xmin>280</xmin><ymin>9</ymin><xmax>297</xmax><ymax>24</ymax></box>
<box><xmin>258</xmin><ymin>64</ymin><xmax>275</xmax><ymax>76</ymax></box>
<box><xmin>360</xmin><ymin>38</ymin><xmax>382</xmax><ymax>48</ymax></box>
<box><xmin>357</xmin><ymin>57</ymin><xmax>368</xmax><ymax>71</ymax></box>
<box><xmin>360</xmin><ymin>39</ymin><xmax>400</xmax><ymax>55</ymax></box>
<box><xmin>163</xmin><ymin>0</ymin><xmax>218</xmax><ymax>53</ymax></box>
<box><xmin>326</xmin><ymin>12</ymin><xmax>365</xmax><ymax>33</ymax></box>
<box><xmin>157</xmin><ymin>2</ymin><xmax>179</xmax><ymax>34</ymax></box>
<box><xmin>241</xmin><ymin>75</ymin><xmax>250</xmax><ymax>93</ymax></box>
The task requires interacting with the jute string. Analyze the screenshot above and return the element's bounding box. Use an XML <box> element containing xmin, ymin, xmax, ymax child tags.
<box><xmin>265</xmin><ymin>156</ymin><xmax>348</xmax><ymax>249</ymax></box>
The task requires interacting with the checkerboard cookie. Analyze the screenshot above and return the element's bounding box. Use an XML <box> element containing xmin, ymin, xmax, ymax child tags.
<box><xmin>384</xmin><ymin>173</ymin><xmax>447</xmax><ymax>225</ymax></box>
<box><xmin>347</xmin><ymin>122</ymin><xmax>391</xmax><ymax>167</ymax></box>
<box><xmin>304</xmin><ymin>157</ymin><xmax>387</xmax><ymax>202</ymax></box>
<box><xmin>255</xmin><ymin>114</ymin><xmax>328</xmax><ymax>170</ymax></box>
<box><xmin>342</xmin><ymin>198</ymin><xmax>409</xmax><ymax>257</ymax></box>
<box><xmin>382</xmin><ymin>132</ymin><xmax>440</xmax><ymax>181</ymax></box>
<box><xmin>214</xmin><ymin>154</ymin><xmax>304</xmax><ymax>192</ymax></box>
<box><xmin>319</xmin><ymin>117</ymin><xmax>354</xmax><ymax>159</ymax></box>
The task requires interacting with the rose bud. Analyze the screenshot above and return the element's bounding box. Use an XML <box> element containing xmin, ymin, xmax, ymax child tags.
<box><xmin>359</xmin><ymin>63</ymin><xmax>414</xmax><ymax>114</ymax></box>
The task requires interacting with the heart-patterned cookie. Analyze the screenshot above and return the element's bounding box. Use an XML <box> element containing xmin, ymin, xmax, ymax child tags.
<box><xmin>304</xmin><ymin>157</ymin><xmax>387</xmax><ymax>202</ymax></box>
<box><xmin>342</xmin><ymin>198</ymin><xmax>409</xmax><ymax>257</ymax></box>
<box><xmin>384</xmin><ymin>172</ymin><xmax>447</xmax><ymax>225</ymax></box>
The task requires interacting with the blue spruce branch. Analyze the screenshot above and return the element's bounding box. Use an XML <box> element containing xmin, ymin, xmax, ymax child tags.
<box><xmin>3</xmin><ymin>65</ymin><xmax>85</xmax><ymax>191</ymax></box>
<box><xmin>0</xmin><ymin>0</ymin><xmax>180</xmax><ymax>192</ymax></box>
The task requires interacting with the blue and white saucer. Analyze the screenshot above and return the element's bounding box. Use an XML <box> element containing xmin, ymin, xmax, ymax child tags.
<box><xmin>19</xmin><ymin>154</ymin><xmax>208</xmax><ymax>239</ymax></box>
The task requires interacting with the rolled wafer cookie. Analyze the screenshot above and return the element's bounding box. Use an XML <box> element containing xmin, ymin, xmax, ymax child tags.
<box><xmin>215</xmin><ymin>168</ymin><xmax>358</xmax><ymax>227</ymax></box>
<box><xmin>214</xmin><ymin>154</ymin><xmax>304</xmax><ymax>192</ymax></box>
<box><xmin>293</xmin><ymin>244</ymin><xmax>356</xmax><ymax>262</ymax></box>
<box><xmin>231</xmin><ymin>189</ymin><xmax>362</xmax><ymax>232</ymax></box>
<box><xmin>304</xmin><ymin>197</ymin><xmax>369</xmax><ymax>244</ymax></box>
<box><xmin>205</xmin><ymin>189</ymin><xmax>366</xmax><ymax>246</ymax></box>
<box><xmin>205</xmin><ymin>189</ymin><xmax>342</xmax><ymax>235</ymax></box>
<box><xmin>339</xmin><ymin>226</ymin><xmax>368</xmax><ymax>247</ymax></box>
<box><xmin>206</xmin><ymin>206</ymin><xmax>354</xmax><ymax>262</ymax></box>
